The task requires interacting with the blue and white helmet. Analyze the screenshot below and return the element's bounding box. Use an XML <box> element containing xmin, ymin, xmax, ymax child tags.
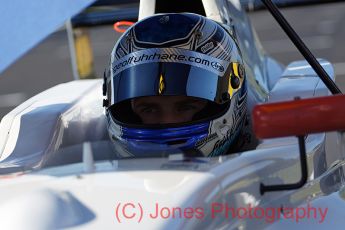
<box><xmin>104</xmin><ymin>13</ymin><xmax>247</xmax><ymax>157</ymax></box>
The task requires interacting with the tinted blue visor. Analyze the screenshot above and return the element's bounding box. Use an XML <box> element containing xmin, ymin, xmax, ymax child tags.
<box><xmin>110</xmin><ymin>48</ymin><xmax>231</xmax><ymax>105</ymax></box>
<box><xmin>122</xmin><ymin>121</ymin><xmax>210</xmax><ymax>155</ymax></box>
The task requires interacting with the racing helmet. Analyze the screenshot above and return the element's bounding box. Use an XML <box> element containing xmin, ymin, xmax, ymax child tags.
<box><xmin>103</xmin><ymin>13</ymin><xmax>247</xmax><ymax>157</ymax></box>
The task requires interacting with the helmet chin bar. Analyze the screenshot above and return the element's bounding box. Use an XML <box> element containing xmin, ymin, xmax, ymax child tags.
<box><xmin>260</xmin><ymin>135</ymin><xmax>308</xmax><ymax>195</ymax></box>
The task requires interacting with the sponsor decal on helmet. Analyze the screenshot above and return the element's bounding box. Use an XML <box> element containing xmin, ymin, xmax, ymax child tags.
<box><xmin>159</xmin><ymin>15</ymin><xmax>170</xmax><ymax>24</ymax></box>
<box><xmin>211</xmin><ymin>62</ymin><xmax>225</xmax><ymax>72</ymax></box>
<box><xmin>116</xmin><ymin>47</ymin><xmax>126</xmax><ymax>57</ymax></box>
<box><xmin>210</xmin><ymin>130</ymin><xmax>238</xmax><ymax>156</ymax></box>
<box><xmin>201</xmin><ymin>41</ymin><xmax>215</xmax><ymax>53</ymax></box>
<box><xmin>111</xmin><ymin>48</ymin><xmax>229</xmax><ymax>76</ymax></box>
<box><xmin>195</xmin><ymin>133</ymin><xmax>218</xmax><ymax>147</ymax></box>
<box><xmin>238</xmin><ymin>64</ymin><xmax>245</xmax><ymax>79</ymax></box>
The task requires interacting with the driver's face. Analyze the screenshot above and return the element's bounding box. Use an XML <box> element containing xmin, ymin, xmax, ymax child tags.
<box><xmin>131</xmin><ymin>96</ymin><xmax>207</xmax><ymax>124</ymax></box>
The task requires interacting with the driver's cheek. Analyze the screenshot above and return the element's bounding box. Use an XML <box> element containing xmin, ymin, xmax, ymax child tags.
<box><xmin>140</xmin><ymin>114</ymin><xmax>159</xmax><ymax>124</ymax></box>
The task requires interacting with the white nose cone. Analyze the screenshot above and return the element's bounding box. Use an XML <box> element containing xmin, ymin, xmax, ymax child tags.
<box><xmin>0</xmin><ymin>189</ymin><xmax>94</xmax><ymax>230</ymax></box>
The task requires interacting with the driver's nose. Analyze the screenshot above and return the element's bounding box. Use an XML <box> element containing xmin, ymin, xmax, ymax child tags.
<box><xmin>157</xmin><ymin>112</ymin><xmax>188</xmax><ymax>124</ymax></box>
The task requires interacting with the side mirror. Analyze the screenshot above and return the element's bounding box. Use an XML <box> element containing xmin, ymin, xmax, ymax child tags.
<box><xmin>252</xmin><ymin>94</ymin><xmax>345</xmax><ymax>139</ymax></box>
<box><xmin>252</xmin><ymin>94</ymin><xmax>345</xmax><ymax>194</ymax></box>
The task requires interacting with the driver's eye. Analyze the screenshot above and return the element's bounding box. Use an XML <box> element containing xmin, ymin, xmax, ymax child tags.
<box><xmin>140</xmin><ymin>107</ymin><xmax>158</xmax><ymax>114</ymax></box>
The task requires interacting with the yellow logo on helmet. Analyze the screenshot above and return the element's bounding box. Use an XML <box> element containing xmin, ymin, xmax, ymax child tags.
<box><xmin>228</xmin><ymin>62</ymin><xmax>243</xmax><ymax>98</ymax></box>
<box><xmin>159</xmin><ymin>74</ymin><xmax>165</xmax><ymax>95</ymax></box>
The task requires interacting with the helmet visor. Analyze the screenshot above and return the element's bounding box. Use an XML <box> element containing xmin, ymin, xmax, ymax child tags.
<box><xmin>110</xmin><ymin>48</ymin><xmax>232</xmax><ymax>106</ymax></box>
